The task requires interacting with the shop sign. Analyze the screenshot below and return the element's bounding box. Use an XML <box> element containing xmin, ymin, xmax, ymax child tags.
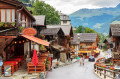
<box><xmin>49</xmin><ymin>54</ymin><xmax>53</xmax><ymax>57</ymax></box>
<box><xmin>22</xmin><ymin>28</ymin><xmax>37</xmax><ymax>36</ymax></box>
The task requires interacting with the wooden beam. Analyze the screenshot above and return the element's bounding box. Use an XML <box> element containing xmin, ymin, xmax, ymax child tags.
<box><xmin>0</xmin><ymin>36</ymin><xmax>16</xmax><ymax>38</ymax></box>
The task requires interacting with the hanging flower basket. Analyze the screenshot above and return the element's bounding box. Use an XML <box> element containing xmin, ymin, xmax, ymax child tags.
<box><xmin>109</xmin><ymin>67</ymin><xmax>115</xmax><ymax>71</ymax></box>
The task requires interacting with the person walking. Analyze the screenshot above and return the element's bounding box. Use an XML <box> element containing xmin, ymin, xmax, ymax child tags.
<box><xmin>82</xmin><ymin>56</ymin><xmax>85</xmax><ymax>66</ymax></box>
<box><xmin>79</xmin><ymin>56</ymin><xmax>83</xmax><ymax>66</ymax></box>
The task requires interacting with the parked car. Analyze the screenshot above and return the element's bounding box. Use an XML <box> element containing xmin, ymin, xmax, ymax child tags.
<box><xmin>88</xmin><ymin>55</ymin><xmax>95</xmax><ymax>62</ymax></box>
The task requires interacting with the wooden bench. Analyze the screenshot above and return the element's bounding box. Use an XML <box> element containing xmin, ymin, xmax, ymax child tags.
<box><xmin>27</xmin><ymin>62</ymin><xmax>45</xmax><ymax>74</ymax></box>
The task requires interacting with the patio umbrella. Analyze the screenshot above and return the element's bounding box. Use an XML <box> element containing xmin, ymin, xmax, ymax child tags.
<box><xmin>32</xmin><ymin>49</ymin><xmax>38</xmax><ymax>73</ymax></box>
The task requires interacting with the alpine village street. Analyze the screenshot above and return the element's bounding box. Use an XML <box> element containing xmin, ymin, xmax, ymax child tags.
<box><xmin>0</xmin><ymin>0</ymin><xmax>120</xmax><ymax>79</ymax></box>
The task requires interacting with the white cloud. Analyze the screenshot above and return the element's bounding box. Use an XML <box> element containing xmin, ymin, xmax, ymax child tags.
<box><xmin>83</xmin><ymin>23</ymin><xmax>88</xmax><ymax>26</ymax></box>
<box><xmin>93</xmin><ymin>23</ymin><xmax>104</xmax><ymax>28</ymax></box>
<box><xmin>41</xmin><ymin>0</ymin><xmax>120</xmax><ymax>14</ymax></box>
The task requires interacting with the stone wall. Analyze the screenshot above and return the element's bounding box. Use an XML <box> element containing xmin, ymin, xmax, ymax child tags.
<box><xmin>60</xmin><ymin>53</ymin><xmax>67</xmax><ymax>62</ymax></box>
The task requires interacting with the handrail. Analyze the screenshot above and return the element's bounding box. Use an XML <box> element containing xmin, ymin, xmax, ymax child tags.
<box><xmin>94</xmin><ymin>62</ymin><xmax>120</xmax><ymax>79</ymax></box>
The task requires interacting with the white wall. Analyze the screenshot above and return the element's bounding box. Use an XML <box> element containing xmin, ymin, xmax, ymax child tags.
<box><xmin>24</xmin><ymin>42</ymin><xmax>30</xmax><ymax>58</ymax></box>
<box><xmin>61</xmin><ymin>21</ymin><xmax>70</xmax><ymax>25</ymax></box>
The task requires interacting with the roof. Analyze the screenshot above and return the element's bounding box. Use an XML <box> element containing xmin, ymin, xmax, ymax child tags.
<box><xmin>109</xmin><ymin>24</ymin><xmax>120</xmax><ymax>37</ymax></box>
<box><xmin>40</xmin><ymin>28</ymin><xmax>63</xmax><ymax>35</ymax></box>
<box><xmin>71</xmin><ymin>33</ymin><xmax>80</xmax><ymax>45</ymax></box>
<box><xmin>1</xmin><ymin>0</ymin><xmax>35</xmax><ymax>21</ymax></box>
<box><xmin>47</xmin><ymin>25</ymin><xmax>72</xmax><ymax>36</ymax></box>
<box><xmin>98</xmin><ymin>43</ymin><xmax>105</xmax><ymax>46</ymax></box>
<box><xmin>72</xmin><ymin>33</ymin><xmax>98</xmax><ymax>44</ymax></box>
<box><xmin>103</xmin><ymin>38</ymin><xmax>112</xmax><ymax>44</ymax></box>
<box><xmin>33</xmin><ymin>15</ymin><xmax>46</xmax><ymax>26</ymax></box>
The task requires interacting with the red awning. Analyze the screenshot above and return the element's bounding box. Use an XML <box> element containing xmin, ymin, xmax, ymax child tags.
<box><xmin>21</xmin><ymin>35</ymin><xmax>49</xmax><ymax>46</ymax></box>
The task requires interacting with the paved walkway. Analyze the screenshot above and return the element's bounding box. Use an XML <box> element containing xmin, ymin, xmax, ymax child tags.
<box><xmin>46</xmin><ymin>59</ymin><xmax>100</xmax><ymax>79</ymax></box>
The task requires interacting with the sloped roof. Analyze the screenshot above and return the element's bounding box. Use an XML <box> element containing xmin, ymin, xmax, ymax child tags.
<box><xmin>71</xmin><ymin>33</ymin><xmax>80</xmax><ymax>45</ymax></box>
<box><xmin>33</xmin><ymin>15</ymin><xmax>45</xmax><ymax>26</ymax></box>
<box><xmin>72</xmin><ymin>33</ymin><xmax>98</xmax><ymax>43</ymax></box>
<box><xmin>109</xmin><ymin>24</ymin><xmax>120</xmax><ymax>37</ymax></box>
<box><xmin>1</xmin><ymin>0</ymin><xmax>35</xmax><ymax>21</ymax></box>
<box><xmin>103</xmin><ymin>38</ymin><xmax>112</xmax><ymax>44</ymax></box>
<box><xmin>47</xmin><ymin>25</ymin><xmax>72</xmax><ymax>36</ymax></box>
<box><xmin>40</xmin><ymin>28</ymin><xmax>63</xmax><ymax>35</ymax></box>
<box><xmin>80</xmin><ymin>33</ymin><xmax>98</xmax><ymax>42</ymax></box>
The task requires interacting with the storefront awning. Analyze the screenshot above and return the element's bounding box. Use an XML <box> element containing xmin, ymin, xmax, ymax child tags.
<box><xmin>78</xmin><ymin>51</ymin><xmax>91</xmax><ymax>53</ymax></box>
<box><xmin>0</xmin><ymin>36</ymin><xmax>17</xmax><ymax>38</ymax></box>
<box><xmin>21</xmin><ymin>35</ymin><xmax>49</xmax><ymax>46</ymax></box>
<box><xmin>93</xmin><ymin>50</ymin><xmax>100</xmax><ymax>53</ymax></box>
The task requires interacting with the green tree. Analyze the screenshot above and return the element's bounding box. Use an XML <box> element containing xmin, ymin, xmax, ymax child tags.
<box><xmin>75</xmin><ymin>26</ymin><xmax>84</xmax><ymax>33</ymax></box>
<box><xmin>18</xmin><ymin>0</ymin><xmax>30</xmax><ymax>3</ymax></box>
<box><xmin>83</xmin><ymin>27</ymin><xmax>97</xmax><ymax>33</ymax></box>
<box><xmin>33</xmin><ymin>0</ymin><xmax>60</xmax><ymax>25</ymax></box>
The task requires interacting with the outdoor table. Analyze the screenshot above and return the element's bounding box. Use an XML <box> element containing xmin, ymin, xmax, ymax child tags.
<box><xmin>10</xmin><ymin>58</ymin><xmax>22</xmax><ymax>67</ymax></box>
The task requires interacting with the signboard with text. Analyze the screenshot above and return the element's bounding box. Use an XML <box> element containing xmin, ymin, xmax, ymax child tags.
<box><xmin>22</xmin><ymin>28</ymin><xmax>37</xmax><ymax>36</ymax></box>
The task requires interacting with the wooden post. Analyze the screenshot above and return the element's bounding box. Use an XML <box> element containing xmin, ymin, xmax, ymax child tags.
<box><xmin>113</xmin><ymin>72</ymin><xmax>115</xmax><ymax>79</ymax></box>
<box><xmin>100</xmin><ymin>69</ymin><xmax>101</xmax><ymax>76</ymax></box>
<box><xmin>104</xmin><ymin>69</ymin><xmax>106</xmax><ymax>79</ymax></box>
<box><xmin>97</xmin><ymin>66</ymin><xmax>98</xmax><ymax>74</ymax></box>
<box><xmin>112</xmin><ymin>59</ymin><xmax>114</xmax><ymax>66</ymax></box>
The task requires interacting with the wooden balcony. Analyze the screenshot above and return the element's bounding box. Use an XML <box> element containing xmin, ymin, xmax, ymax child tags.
<box><xmin>112</xmin><ymin>52</ymin><xmax>120</xmax><ymax>59</ymax></box>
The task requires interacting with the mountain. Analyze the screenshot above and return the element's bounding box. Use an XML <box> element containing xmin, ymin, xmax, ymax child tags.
<box><xmin>69</xmin><ymin>3</ymin><xmax>120</xmax><ymax>34</ymax></box>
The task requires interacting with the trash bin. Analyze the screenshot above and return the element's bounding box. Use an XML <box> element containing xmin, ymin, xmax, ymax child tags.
<box><xmin>4</xmin><ymin>66</ymin><xmax>11</xmax><ymax>76</ymax></box>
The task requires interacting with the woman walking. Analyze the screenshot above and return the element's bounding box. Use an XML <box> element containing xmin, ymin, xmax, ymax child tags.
<box><xmin>79</xmin><ymin>56</ymin><xmax>83</xmax><ymax>66</ymax></box>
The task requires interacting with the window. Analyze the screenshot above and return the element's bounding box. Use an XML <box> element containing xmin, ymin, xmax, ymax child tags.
<box><xmin>12</xmin><ymin>9</ymin><xmax>15</xmax><ymax>22</ymax></box>
<box><xmin>63</xmin><ymin>15</ymin><xmax>66</xmax><ymax>19</ymax></box>
<box><xmin>63</xmin><ymin>21</ymin><xmax>67</xmax><ymax>24</ymax></box>
<box><xmin>7</xmin><ymin>9</ymin><xmax>10</xmax><ymax>22</ymax></box>
<box><xmin>1</xmin><ymin>9</ymin><xmax>5</xmax><ymax>22</ymax></box>
<box><xmin>1</xmin><ymin>9</ymin><xmax>15</xmax><ymax>22</ymax></box>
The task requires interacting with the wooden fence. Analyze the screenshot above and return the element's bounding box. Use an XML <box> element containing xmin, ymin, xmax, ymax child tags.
<box><xmin>94</xmin><ymin>64</ymin><xmax>120</xmax><ymax>79</ymax></box>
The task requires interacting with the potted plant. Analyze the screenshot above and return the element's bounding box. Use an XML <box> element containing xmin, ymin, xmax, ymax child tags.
<box><xmin>102</xmin><ymin>65</ymin><xmax>106</xmax><ymax>68</ymax></box>
<box><xmin>46</xmin><ymin>59</ymin><xmax>50</xmax><ymax>71</ymax></box>
<box><xmin>11</xmin><ymin>22</ymin><xmax>15</xmax><ymax>27</ymax></box>
<box><xmin>109</xmin><ymin>67</ymin><xmax>115</xmax><ymax>71</ymax></box>
<box><xmin>0</xmin><ymin>22</ymin><xmax>4</xmax><ymax>27</ymax></box>
<box><xmin>19</xmin><ymin>26</ymin><xmax>24</xmax><ymax>32</ymax></box>
<box><xmin>4</xmin><ymin>23</ymin><xmax>8</xmax><ymax>27</ymax></box>
<box><xmin>40</xmin><ymin>45</ymin><xmax>46</xmax><ymax>53</ymax></box>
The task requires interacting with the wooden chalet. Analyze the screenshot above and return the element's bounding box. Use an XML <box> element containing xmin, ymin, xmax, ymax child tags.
<box><xmin>103</xmin><ymin>38</ymin><xmax>113</xmax><ymax>49</ymax></box>
<box><xmin>46</xmin><ymin>25</ymin><xmax>73</xmax><ymax>62</ymax></box>
<box><xmin>109</xmin><ymin>24</ymin><xmax>120</xmax><ymax>64</ymax></box>
<box><xmin>0</xmin><ymin>0</ymin><xmax>36</xmax><ymax>60</ymax></box>
<box><xmin>33</xmin><ymin>15</ymin><xmax>46</xmax><ymax>36</ymax></box>
<box><xmin>0</xmin><ymin>0</ymin><xmax>50</xmax><ymax>75</ymax></box>
<box><xmin>71</xmin><ymin>33</ymin><xmax>99</xmax><ymax>58</ymax></box>
<box><xmin>40</xmin><ymin>28</ymin><xmax>65</xmax><ymax>60</ymax></box>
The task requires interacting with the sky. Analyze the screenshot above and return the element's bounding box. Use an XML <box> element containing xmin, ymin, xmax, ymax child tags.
<box><xmin>41</xmin><ymin>0</ymin><xmax>120</xmax><ymax>15</ymax></box>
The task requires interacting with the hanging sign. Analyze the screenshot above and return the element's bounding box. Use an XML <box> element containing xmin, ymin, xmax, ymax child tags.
<box><xmin>22</xmin><ymin>28</ymin><xmax>37</xmax><ymax>36</ymax></box>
